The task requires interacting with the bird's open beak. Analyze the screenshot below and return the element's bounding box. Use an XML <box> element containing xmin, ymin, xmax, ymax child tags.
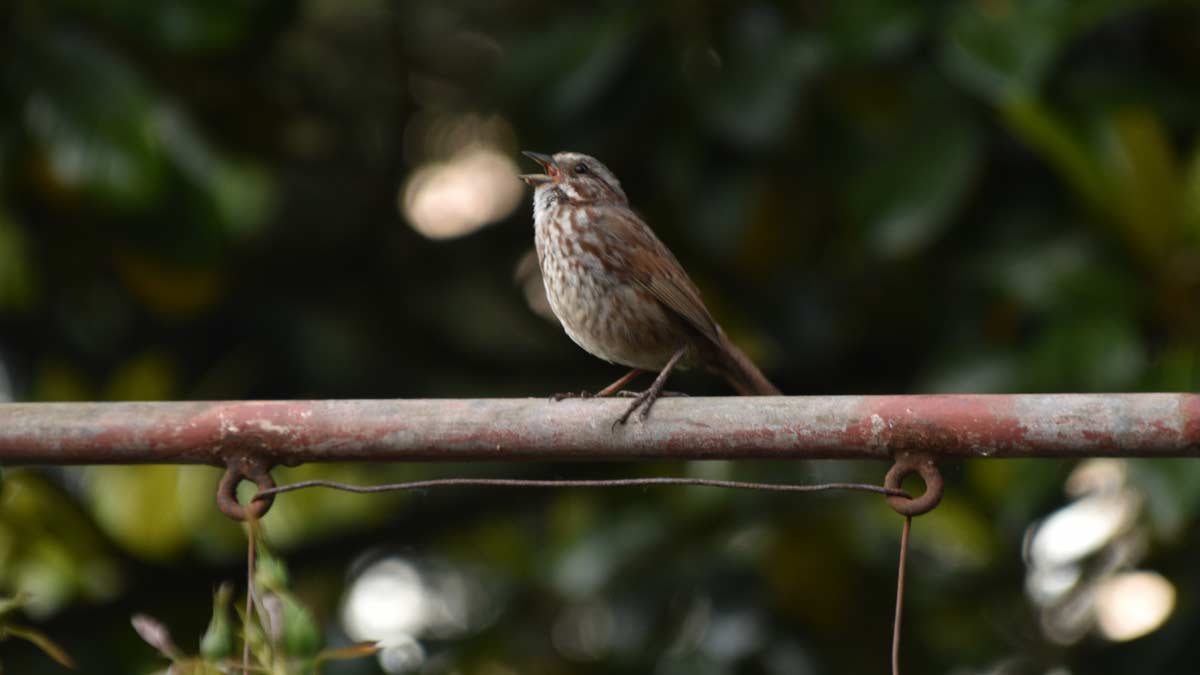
<box><xmin>519</xmin><ymin>151</ymin><xmax>557</xmax><ymax>186</ymax></box>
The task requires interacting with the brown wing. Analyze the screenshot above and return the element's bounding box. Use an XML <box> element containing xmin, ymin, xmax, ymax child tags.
<box><xmin>591</xmin><ymin>206</ymin><xmax>781</xmax><ymax>395</ymax></box>
<box><xmin>592</xmin><ymin>207</ymin><xmax>722</xmax><ymax>345</ymax></box>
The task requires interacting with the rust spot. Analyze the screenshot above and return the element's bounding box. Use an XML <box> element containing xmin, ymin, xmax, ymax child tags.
<box><xmin>1182</xmin><ymin>395</ymin><xmax>1200</xmax><ymax>451</ymax></box>
<box><xmin>1080</xmin><ymin>429</ymin><xmax>1117</xmax><ymax>450</ymax></box>
<box><xmin>852</xmin><ymin>395</ymin><xmax>1029</xmax><ymax>457</ymax></box>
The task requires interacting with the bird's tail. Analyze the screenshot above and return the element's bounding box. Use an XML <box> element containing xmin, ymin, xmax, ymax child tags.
<box><xmin>708</xmin><ymin>330</ymin><xmax>781</xmax><ymax>395</ymax></box>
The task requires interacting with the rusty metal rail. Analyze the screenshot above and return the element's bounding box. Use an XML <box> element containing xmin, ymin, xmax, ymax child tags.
<box><xmin>0</xmin><ymin>394</ymin><xmax>1197</xmax><ymax>465</ymax></box>
<box><xmin>2</xmin><ymin>394</ymin><xmax>1186</xmax><ymax>674</ymax></box>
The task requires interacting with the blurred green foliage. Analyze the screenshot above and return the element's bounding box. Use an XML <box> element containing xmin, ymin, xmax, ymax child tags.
<box><xmin>2</xmin><ymin>0</ymin><xmax>1200</xmax><ymax>673</ymax></box>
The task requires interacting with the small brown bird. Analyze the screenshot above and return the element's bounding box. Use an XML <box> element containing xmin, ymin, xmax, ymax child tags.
<box><xmin>519</xmin><ymin>151</ymin><xmax>780</xmax><ymax>424</ymax></box>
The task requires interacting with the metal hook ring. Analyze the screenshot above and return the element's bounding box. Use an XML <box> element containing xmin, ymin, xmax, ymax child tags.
<box><xmin>217</xmin><ymin>458</ymin><xmax>275</xmax><ymax>521</ymax></box>
<box><xmin>884</xmin><ymin>453</ymin><xmax>943</xmax><ymax>517</ymax></box>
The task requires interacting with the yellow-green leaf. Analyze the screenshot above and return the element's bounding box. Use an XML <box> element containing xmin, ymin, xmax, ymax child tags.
<box><xmin>1101</xmin><ymin>107</ymin><xmax>1182</xmax><ymax>262</ymax></box>
<box><xmin>4</xmin><ymin>624</ymin><xmax>77</xmax><ymax>669</ymax></box>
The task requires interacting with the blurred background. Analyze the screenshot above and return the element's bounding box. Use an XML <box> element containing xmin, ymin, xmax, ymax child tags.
<box><xmin>2</xmin><ymin>0</ymin><xmax>1200</xmax><ymax>672</ymax></box>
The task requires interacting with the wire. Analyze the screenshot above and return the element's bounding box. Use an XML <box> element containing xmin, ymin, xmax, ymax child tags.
<box><xmin>253</xmin><ymin>476</ymin><xmax>910</xmax><ymax>499</ymax></box>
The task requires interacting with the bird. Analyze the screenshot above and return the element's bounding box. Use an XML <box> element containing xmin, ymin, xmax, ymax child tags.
<box><xmin>519</xmin><ymin>150</ymin><xmax>780</xmax><ymax>425</ymax></box>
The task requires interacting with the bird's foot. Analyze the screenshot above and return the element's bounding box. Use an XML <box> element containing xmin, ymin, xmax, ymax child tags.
<box><xmin>612</xmin><ymin>389</ymin><xmax>686</xmax><ymax>428</ymax></box>
<box><xmin>613</xmin><ymin>390</ymin><xmax>688</xmax><ymax>398</ymax></box>
<box><xmin>550</xmin><ymin>390</ymin><xmax>594</xmax><ymax>402</ymax></box>
<box><xmin>611</xmin><ymin>347</ymin><xmax>688</xmax><ymax>429</ymax></box>
<box><xmin>614</xmin><ymin>389</ymin><xmax>654</xmax><ymax>428</ymax></box>
<box><xmin>552</xmin><ymin>390</ymin><xmax>686</xmax><ymax>403</ymax></box>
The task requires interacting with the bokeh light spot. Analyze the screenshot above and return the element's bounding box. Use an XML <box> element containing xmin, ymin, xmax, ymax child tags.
<box><xmin>341</xmin><ymin>558</ymin><xmax>428</xmax><ymax>640</ymax></box>
<box><xmin>401</xmin><ymin>148</ymin><xmax>522</xmax><ymax>240</ymax></box>
<box><xmin>1095</xmin><ymin>571</ymin><xmax>1175</xmax><ymax>642</ymax></box>
<box><xmin>378</xmin><ymin>635</ymin><xmax>425</xmax><ymax>674</ymax></box>
<box><xmin>1028</xmin><ymin>492</ymin><xmax>1138</xmax><ymax>568</ymax></box>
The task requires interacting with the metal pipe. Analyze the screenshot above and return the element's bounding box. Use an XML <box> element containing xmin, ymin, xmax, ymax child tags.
<box><xmin>0</xmin><ymin>395</ymin><xmax>1197</xmax><ymax>465</ymax></box>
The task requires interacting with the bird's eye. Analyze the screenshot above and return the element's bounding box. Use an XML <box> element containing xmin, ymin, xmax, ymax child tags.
<box><xmin>574</xmin><ymin>163</ymin><xmax>589</xmax><ymax>175</ymax></box>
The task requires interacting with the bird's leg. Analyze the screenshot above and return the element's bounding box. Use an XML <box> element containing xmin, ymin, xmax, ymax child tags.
<box><xmin>615</xmin><ymin>347</ymin><xmax>687</xmax><ymax>427</ymax></box>
<box><xmin>551</xmin><ymin>368</ymin><xmax>644</xmax><ymax>401</ymax></box>
<box><xmin>597</xmin><ymin>369</ymin><xmax>645</xmax><ymax>396</ymax></box>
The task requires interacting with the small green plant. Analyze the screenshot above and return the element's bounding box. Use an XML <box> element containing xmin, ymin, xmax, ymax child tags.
<box><xmin>0</xmin><ymin>593</ymin><xmax>76</xmax><ymax>671</ymax></box>
<box><xmin>133</xmin><ymin>537</ymin><xmax>376</xmax><ymax>675</ymax></box>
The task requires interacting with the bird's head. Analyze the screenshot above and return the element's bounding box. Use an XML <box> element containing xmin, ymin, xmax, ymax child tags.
<box><xmin>519</xmin><ymin>151</ymin><xmax>628</xmax><ymax>206</ymax></box>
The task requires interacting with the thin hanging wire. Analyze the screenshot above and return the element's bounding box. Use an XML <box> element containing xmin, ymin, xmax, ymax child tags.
<box><xmin>253</xmin><ymin>476</ymin><xmax>908</xmax><ymax>499</ymax></box>
<box><xmin>243</xmin><ymin>514</ymin><xmax>258</xmax><ymax>671</ymax></box>
<box><xmin>892</xmin><ymin>515</ymin><xmax>912</xmax><ymax>675</ymax></box>
<box><xmin>246</xmin><ymin>469</ymin><xmax>933</xmax><ymax>675</ymax></box>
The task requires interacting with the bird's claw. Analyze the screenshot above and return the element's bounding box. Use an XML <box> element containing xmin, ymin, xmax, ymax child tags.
<box><xmin>611</xmin><ymin>388</ymin><xmax>673</xmax><ymax>429</ymax></box>
<box><xmin>613</xmin><ymin>389</ymin><xmax>688</xmax><ymax>399</ymax></box>
<box><xmin>550</xmin><ymin>390</ymin><xmax>593</xmax><ymax>402</ymax></box>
